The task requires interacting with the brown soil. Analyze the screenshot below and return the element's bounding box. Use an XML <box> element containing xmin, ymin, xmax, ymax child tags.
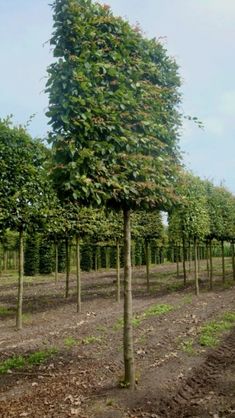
<box><xmin>0</xmin><ymin>260</ymin><xmax>234</xmax><ymax>417</ymax></box>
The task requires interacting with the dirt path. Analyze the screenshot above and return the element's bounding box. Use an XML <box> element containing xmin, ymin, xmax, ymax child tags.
<box><xmin>0</xmin><ymin>263</ymin><xmax>234</xmax><ymax>417</ymax></box>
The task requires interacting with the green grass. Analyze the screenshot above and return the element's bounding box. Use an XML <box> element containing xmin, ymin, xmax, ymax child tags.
<box><xmin>199</xmin><ymin>311</ymin><xmax>235</xmax><ymax>347</ymax></box>
<box><xmin>0</xmin><ymin>348</ymin><xmax>57</xmax><ymax>375</ymax></box>
<box><xmin>82</xmin><ymin>336</ymin><xmax>102</xmax><ymax>345</ymax></box>
<box><xmin>113</xmin><ymin>303</ymin><xmax>173</xmax><ymax>330</ymax></box>
<box><xmin>0</xmin><ymin>306</ymin><xmax>15</xmax><ymax>317</ymax></box>
<box><xmin>144</xmin><ymin>303</ymin><xmax>173</xmax><ymax>318</ymax></box>
<box><xmin>64</xmin><ymin>336</ymin><xmax>77</xmax><ymax>347</ymax></box>
<box><xmin>166</xmin><ymin>282</ymin><xmax>184</xmax><ymax>292</ymax></box>
<box><xmin>180</xmin><ymin>339</ymin><xmax>196</xmax><ymax>355</ymax></box>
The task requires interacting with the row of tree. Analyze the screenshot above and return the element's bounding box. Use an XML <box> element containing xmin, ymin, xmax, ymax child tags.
<box><xmin>0</xmin><ymin>118</ymin><xmax>234</xmax><ymax>325</ymax></box>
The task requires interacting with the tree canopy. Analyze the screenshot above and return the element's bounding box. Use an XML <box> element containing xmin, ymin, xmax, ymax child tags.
<box><xmin>47</xmin><ymin>0</ymin><xmax>182</xmax><ymax>210</ymax></box>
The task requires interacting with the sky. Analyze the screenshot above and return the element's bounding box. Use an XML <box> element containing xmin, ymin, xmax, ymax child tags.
<box><xmin>0</xmin><ymin>0</ymin><xmax>234</xmax><ymax>193</ymax></box>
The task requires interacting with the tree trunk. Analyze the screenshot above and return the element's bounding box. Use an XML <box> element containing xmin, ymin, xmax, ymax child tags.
<box><xmin>221</xmin><ymin>240</ymin><xmax>225</xmax><ymax>283</ymax></box>
<box><xmin>131</xmin><ymin>241</ymin><xmax>136</xmax><ymax>267</ymax></box>
<box><xmin>65</xmin><ymin>237</ymin><xmax>70</xmax><ymax>298</ymax></box>
<box><xmin>16</xmin><ymin>229</ymin><xmax>24</xmax><ymax>330</ymax></box>
<box><xmin>95</xmin><ymin>247</ymin><xmax>98</xmax><ymax>271</ymax></box>
<box><xmin>76</xmin><ymin>236</ymin><xmax>81</xmax><ymax>313</ymax></box>
<box><xmin>123</xmin><ymin>208</ymin><xmax>135</xmax><ymax>390</ymax></box>
<box><xmin>182</xmin><ymin>237</ymin><xmax>187</xmax><ymax>286</ymax></box>
<box><xmin>209</xmin><ymin>240</ymin><xmax>213</xmax><ymax>290</ymax></box>
<box><xmin>176</xmin><ymin>246</ymin><xmax>180</xmax><ymax>279</ymax></box>
<box><xmin>104</xmin><ymin>247</ymin><xmax>110</xmax><ymax>270</ymax></box>
<box><xmin>55</xmin><ymin>242</ymin><xmax>58</xmax><ymax>284</ymax></box>
<box><xmin>3</xmin><ymin>249</ymin><xmax>7</xmax><ymax>273</ymax></box>
<box><xmin>188</xmin><ymin>242</ymin><xmax>191</xmax><ymax>273</ymax></box>
<box><xmin>206</xmin><ymin>243</ymin><xmax>209</xmax><ymax>277</ymax></box>
<box><xmin>198</xmin><ymin>246</ymin><xmax>200</xmax><ymax>274</ymax></box>
<box><xmin>231</xmin><ymin>242</ymin><xmax>235</xmax><ymax>281</ymax></box>
<box><xmin>116</xmin><ymin>240</ymin><xmax>121</xmax><ymax>303</ymax></box>
<box><xmin>194</xmin><ymin>238</ymin><xmax>199</xmax><ymax>296</ymax></box>
<box><xmin>145</xmin><ymin>240</ymin><xmax>150</xmax><ymax>292</ymax></box>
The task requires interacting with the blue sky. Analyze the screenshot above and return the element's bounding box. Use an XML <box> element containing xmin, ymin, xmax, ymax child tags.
<box><xmin>0</xmin><ymin>0</ymin><xmax>234</xmax><ymax>193</ymax></box>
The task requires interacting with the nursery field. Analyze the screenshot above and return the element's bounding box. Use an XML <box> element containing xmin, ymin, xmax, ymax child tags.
<box><xmin>0</xmin><ymin>258</ymin><xmax>235</xmax><ymax>418</ymax></box>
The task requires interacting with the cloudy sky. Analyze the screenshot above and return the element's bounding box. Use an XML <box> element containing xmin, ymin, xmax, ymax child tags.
<box><xmin>0</xmin><ymin>0</ymin><xmax>234</xmax><ymax>193</ymax></box>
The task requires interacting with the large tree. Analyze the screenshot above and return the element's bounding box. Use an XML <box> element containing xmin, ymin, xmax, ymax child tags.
<box><xmin>47</xmin><ymin>0</ymin><xmax>182</xmax><ymax>388</ymax></box>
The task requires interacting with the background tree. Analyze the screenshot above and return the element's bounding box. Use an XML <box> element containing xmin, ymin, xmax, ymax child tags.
<box><xmin>205</xmin><ymin>182</ymin><xmax>235</xmax><ymax>286</ymax></box>
<box><xmin>0</xmin><ymin>118</ymin><xmax>52</xmax><ymax>329</ymax></box>
<box><xmin>24</xmin><ymin>233</ymin><xmax>40</xmax><ymax>276</ymax></box>
<box><xmin>132</xmin><ymin>210</ymin><xmax>164</xmax><ymax>291</ymax></box>
<box><xmin>168</xmin><ymin>172</ymin><xmax>210</xmax><ymax>295</ymax></box>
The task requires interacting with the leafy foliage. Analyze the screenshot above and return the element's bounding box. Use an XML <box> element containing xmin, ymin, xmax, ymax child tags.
<box><xmin>168</xmin><ymin>172</ymin><xmax>210</xmax><ymax>242</ymax></box>
<box><xmin>0</xmin><ymin>119</ymin><xmax>52</xmax><ymax>232</ymax></box>
<box><xmin>47</xmin><ymin>0</ymin><xmax>182</xmax><ymax>210</ymax></box>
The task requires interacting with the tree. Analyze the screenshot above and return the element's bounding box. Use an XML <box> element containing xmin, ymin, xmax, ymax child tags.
<box><xmin>47</xmin><ymin>0</ymin><xmax>182</xmax><ymax>388</ymax></box>
<box><xmin>132</xmin><ymin>210</ymin><xmax>164</xmax><ymax>291</ymax></box>
<box><xmin>93</xmin><ymin>210</ymin><xmax>123</xmax><ymax>302</ymax></box>
<box><xmin>0</xmin><ymin>118</ymin><xmax>51</xmax><ymax>329</ymax></box>
<box><xmin>24</xmin><ymin>233</ymin><xmax>40</xmax><ymax>276</ymax></box>
<box><xmin>205</xmin><ymin>182</ymin><xmax>235</xmax><ymax>286</ymax></box>
<box><xmin>168</xmin><ymin>172</ymin><xmax>210</xmax><ymax>294</ymax></box>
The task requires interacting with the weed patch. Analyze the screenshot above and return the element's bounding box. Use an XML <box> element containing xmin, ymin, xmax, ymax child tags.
<box><xmin>64</xmin><ymin>337</ymin><xmax>77</xmax><ymax>347</ymax></box>
<box><xmin>82</xmin><ymin>336</ymin><xmax>101</xmax><ymax>345</ymax></box>
<box><xmin>0</xmin><ymin>306</ymin><xmax>15</xmax><ymax>317</ymax></box>
<box><xmin>0</xmin><ymin>348</ymin><xmax>57</xmax><ymax>375</ymax></box>
<box><xmin>199</xmin><ymin>311</ymin><xmax>235</xmax><ymax>347</ymax></box>
<box><xmin>113</xmin><ymin>303</ymin><xmax>173</xmax><ymax>330</ymax></box>
<box><xmin>180</xmin><ymin>339</ymin><xmax>196</xmax><ymax>355</ymax></box>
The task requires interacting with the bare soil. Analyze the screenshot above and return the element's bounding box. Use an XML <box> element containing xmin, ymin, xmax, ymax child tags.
<box><xmin>0</xmin><ymin>260</ymin><xmax>234</xmax><ymax>417</ymax></box>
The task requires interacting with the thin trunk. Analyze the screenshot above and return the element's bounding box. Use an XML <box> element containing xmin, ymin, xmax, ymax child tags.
<box><xmin>131</xmin><ymin>241</ymin><xmax>136</xmax><ymax>268</ymax></box>
<box><xmin>188</xmin><ymin>243</ymin><xmax>191</xmax><ymax>273</ymax></box>
<box><xmin>231</xmin><ymin>242</ymin><xmax>235</xmax><ymax>281</ymax></box>
<box><xmin>3</xmin><ymin>249</ymin><xmax>7</xmax><ymax>272</ymax></box>
<box><xmin>16</xmin><ymin>229</ymin><xmax>24</xmax><ymax>330</ymax></box>
<box><xmin>221</xmin><ymin>240</ymin><xmax>225</xmax><ymax>283</ymax></box>
<box><xmin>198</xmin><ymin>246</ymin><xmax>200</xmax><ymax>274</ymax></box>
<box><xmin>116</xmin><ymin>240</ymin><xmax>121</xmax><ymax>303</ymax></box>
<box><xmin>194</xmin><ymin>238</ymin><xmax>199</xmax><ymax>296</ymax></box>
<box><xmin>65</xmin><ymin>237</ymin><xmax>70</xmax><ymax>298</ymax></box>
<box><xmin>206</xmin><ymin>243</ymin><xmax>209</xmax><ymax>277</ymax></box>
<box><xmin>182</xmin><ymin>237</ymin><xmax>187</xmax><ymax>286</ymax></box>
<box><xmin>95</xmin><ymin>247</ymin><xmax>98</xmax><ymax>272</ymax></box>
<box><xmin>176</xmin><ymin>246</ymin><xmax>180</xmax><ymax>279</ymax></box>
<box><xmin>209</xmin><ymin>240</ymin><xmax>213</xmax><ymax>290</ymax></box>
<box><xmin>55</xmin><ymin>242</ymin><xmax>58</xmax><ymax>284</ymax></box>
<box><xmin>76</xmin><ymin>237</ymin><xmax>81</xmax><ymax>313</ymax></box>
<box><xmin>145</xmin><ymin>240</ymin><xmax>150</xmax><ymax>292</ymax></box>
<box><xmin>105</xmin><ymin>247</ymin><xmax>110</xmax><ymax>270</ymax></box>
<box><xmin>123</xmin><ymin>208</ymin><xmax>135</xmax><ymax>390</ymax></box>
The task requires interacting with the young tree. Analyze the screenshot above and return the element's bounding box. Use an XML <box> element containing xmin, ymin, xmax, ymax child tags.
<box><xmin>47</xmin><ymin>0</ymin><xmax>182</xmax><ymax>388</ymax></box>
<box><xmin>132</xmin><ymin>210</ymin><xmax>164</xmax><ymax>291</ymax></box>
<box><xmin>0</xmin><ymin>119</ymin><xmax>51</xmax><ymax>329</ymax></box>
<box><xmin>168</xmin><ymin>172</ymin><xmax>210</xmax><ymax>295</ymax></box>
<box><xmin>205</xmin><ymin>182</ymin><xmax>235</xmax><ymax>286</ymax></box>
